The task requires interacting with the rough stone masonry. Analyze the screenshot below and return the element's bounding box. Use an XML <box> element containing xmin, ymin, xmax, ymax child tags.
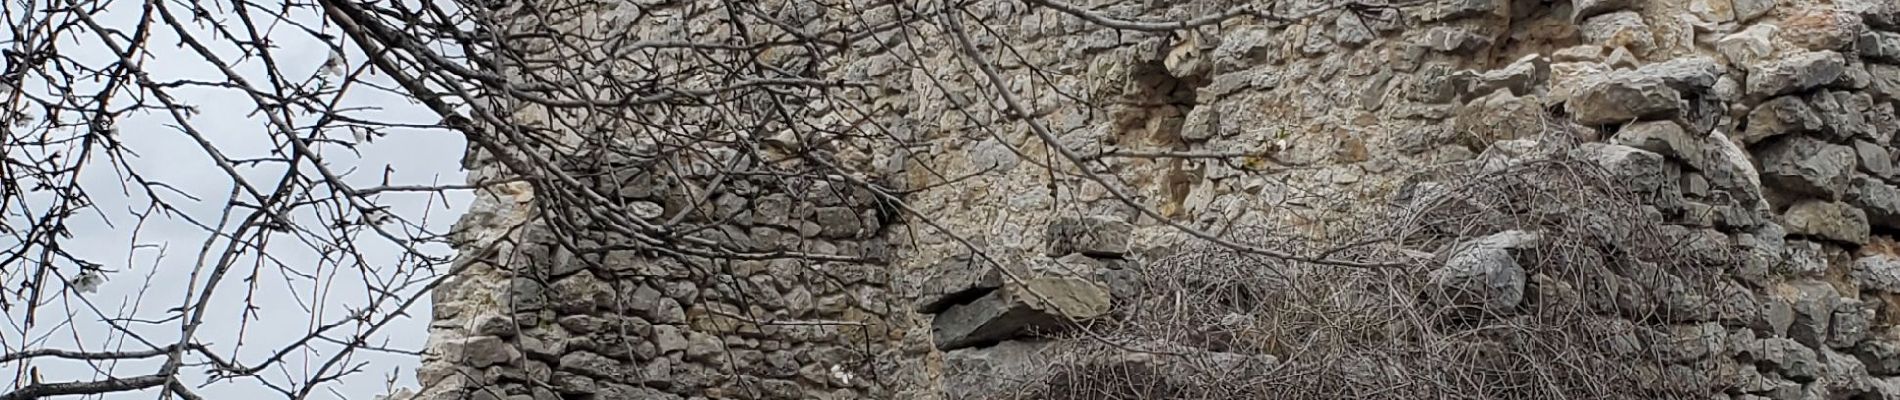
<box><xmin>395</xmin><ymin>0</ymin><xmax>1900</xmax><ymax>398</ymax></box>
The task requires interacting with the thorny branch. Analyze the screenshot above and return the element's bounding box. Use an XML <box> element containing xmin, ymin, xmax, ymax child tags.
<box><xmin>0</xmin><ymin>0</ymin><xmax>1418</xmax><ymax>396</ymax></box>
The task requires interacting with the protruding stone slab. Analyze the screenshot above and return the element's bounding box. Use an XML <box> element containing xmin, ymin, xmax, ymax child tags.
<box><xmin>930</xmin><ymin>273</ymin><xmax>1112</xmax><ymax>350</ymax></box>
<box><xmin>913</xmin><ymin>255</ymin><xmax>1002</xmax><ymax>314</ymax></box>
<box><xmin>1567</xmin><ymin>75</ymin><xmax>1682</xmax><ymax>125</ymax></box>
<box><xmin>1745</xmin><ymin>51</ymin><xmax>1846</xmax><ymax>98</ymax></box>
<box><xmin>1635</xmin><ymin>56</ymin><xmax>1723</xmax><ymax>93</ymax></box>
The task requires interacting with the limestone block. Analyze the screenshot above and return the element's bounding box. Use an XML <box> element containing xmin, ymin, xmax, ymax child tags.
<box><xmin>1566</xmin><ymin>75</ymin><xmax>1682</xmax><ymax>125</ymax></box>
<box><xmin>1852</xmin><ymin>254</ymin><xmax>1900</xmax><ymax>294</ymax></box>
<box><xmin>1779</xmin><ymin>201</ymin><xmax>1870</xmax><ymax>244</ymax></box>
<box><xmin>1580</xmin><ymin>11</ymin><xmax>1655</xmax><ymax>51</ymax></box>
<box><xmin>1758</xmin><ymin>136</ymin><xmax>1856</xmax><ymax>199</ymax></box>
<box><xmin>1806</xmin><ymin>90</ymin><xmax>1882</xmax><ymax>143</ymax></box>
<box><xmin>1427</xmin><ymin>230</ymin><xmax>1536</xmax><ymax>314</ymax></box>
<box><xmin>1742</xmin><ymin>338</ymin><xmax>1822</xmax><ymax>381</ymax></box>
<box><xmin>1745</xmin><ymin>51</ymin><xmax>1846</xmax><ymax>98</ymax></box>
<box><xmin>1742</xmin><ymin>96</ymin><xmax>1823</xmax><ymax>144</ymax></box>
<box><xmin>1776</xmin><ymin>8</ymin><xmax>1866</xmax><ymax>51</ymax></box>
<box><xmin>1717</xmin><ymin>24</ymin><xmax>1777</xmax><ymax>65</ymax></box>
<box><xmin>1845</xmin><ymin>175</ymin><xmax>1900</xmax><ymax>229</ymax></box>
<box><xmin>930</xmin><ymin>274</ymin><xmax>1111</xmax><ymax>350</ymax></box>
<box><xmin>1855</xmin><ymin>339</ymin><xmax>1900</xmax><ymax>375</ymax></box>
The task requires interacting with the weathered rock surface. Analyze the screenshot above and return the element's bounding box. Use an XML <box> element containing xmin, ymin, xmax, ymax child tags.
<box><xmin>1428</xmin><ymin>231</ymin><xmax>1536</xmax><ymax>314</ymax></box>
<box><xmin>930</xmin><ymin>272</ymin><xmax>1112</xmax><ymax>350</ymax></box>
<box><xmin>1741</xmin><ymin>96</ymin><xmax>1823</xmax><ymax>144</ymax></box>
<box><xmin>1846</xmin><ymin>176</ymin><xmax>1900</xmax><ymax>229</ymax></box>
<box><xmin>1758</xmin><ymin>136</ymin><xmax>1857</xmax><ymax>199</ymax></box>
<box><xmin>1745</xmin><ymin>51</ymin><xmax>1846</xmax><ymax>98</ymax></box>
<box><xmin>1854</xmin><ymin>255</ymin><xmax>1900</xmax><ymax>293</ymax></box>
<box><xmin>1862</xmin><ymin>31</ymin><xmax>1900</xmax><ymax>64</ymax></box>
<box><xmin>1780</xmin><ymin>201</ymin><xmax>1871</xmax><ymax>244</ymax></box>
<box><xmin>1567</xmin><ymin>75</ymin><xmax>1683</xmax><ymax>125</ymax></box>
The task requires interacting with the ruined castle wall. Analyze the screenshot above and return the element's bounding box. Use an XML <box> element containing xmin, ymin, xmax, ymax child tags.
<box><xmin>406</xmin><ymin>0</ymin><xmax>1900</xmax><ymax>398</ymax></box>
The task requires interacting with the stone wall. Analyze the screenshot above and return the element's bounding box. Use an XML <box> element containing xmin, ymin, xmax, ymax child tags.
<box><xmin>402</xmin><ymin>0</ymin><xmax>1900</xmax><ymax>398</ymax></box>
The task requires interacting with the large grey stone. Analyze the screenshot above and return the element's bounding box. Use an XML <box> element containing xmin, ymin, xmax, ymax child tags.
<box><xmin>1634</xmin><ymin>56</ymin><xmax>1723</xmax><ymax>93</ymax></box>
<box><xmin>652</xmin><ymin>325</ymin><xmax>687</xmax><ymax>354</ymax></box>
<box><xmin>1779</xmin><ymin>201</ymin><xmax>1870</xmax><ymax>244</ymax></box>
<box><xmin>1874</xmin><ymin>102</ymin><xmax>1900</xmax><ymax>143</ymax></box>
<box><xmin>1745</xmin><ymin>51</ymin><xmax>1847</xmax><ymax>98</ymax></box>
<box><xmin>1664</xmin><ymin>225</ymin><xmax>1735</xmax><ymax>266</ymax></box>
<box><xmin>1180</xmin><ymin>106</ymin><xmax>1218</xmax><ymax>142</ymax></box>
<box><xmin>1333</xmin><ymin>11</ymin><xmax>1374</xmax><ymax>48</ymax></box>
<box><xmin>1211</xmin><ymin>26</ymin><xmax>1276</xmax><ymax>72</ymax></box>
<box><xmin>1573</xmin><ymin>143</ymin><xmax>1684</xmax><ymax>211</ymax></box>
<box><xmin>438</xmin><ymin>336</ymin><xmax>521</xmax><ymax>368</ymax></box>
<box><xmin>1610</xmin><ymin>121</ymin><xmax>1694</xmax><ymax>158</ymax></box>
<box><xmin>1663</xmin><ymin>322</ymin><xmax>1728</xmax><ymax>362</ymax></box>
<box><xmin>1718</xmin><ymin>25</ymin><xmax>1777</xmax><ymax>65</ymax></box>
<box><xmin>1871</xmin><ymin>63</ymin><xmax>1900</xmax><ymax>103</ymax></box>
<box><xmin>1775</xmin><ymin>280</ymin><xmax>1844</xmax><ymax>349</ymax></box>
<box><xmin>1416</xmin><ymin>26</ymin><xmax>1493</xmax><ymax>53</ymax></box>
<box><xmin>1820</xmin><ymin>347</ymin><xmax>1874</xmax><ymax>395</ymax></box>
<box><xmin>1852</xmin><ymin>255</ymin><xmax>1900</xmax><ymax>294</ymax></box>
<box><xmin>930</xmin><ymin>273</ymin><xmax>1111</xmax><ymax>350</ymax></box>
<box><xmin>1702</xmin><ymin>133</ymin><xmax>1767</xmax><ymax>206</ymax></box>
<box><xmin>1858</xmin><ymin>0</ymin><xmax>1900</xmax><ymax>29</ymax></box>
<box><xmin>1845</xmin><ymin>176</ymin><xmax>1900</xmax><ymax>230</ymax></box>
<box><xmin>557</xmin><ymin>351</ymin><xmax>623</xmax><ymax>378</ymax></box>
<box><xmin>1806</xmin><ymin>90</ymin><xmax>1882</xmax><ymax>143</ymax></box>
<box><xmin>1743</xmin><ymin>338</ymin><xmax>1823</xmax><ymax>381</ymax></box>
<box><xmin>1453</xmin><ymin>90</ymin><xmax>1544</xmax><ymax>151</ymax></box>
<box><xmin>1741</xmin><ymin>96</ymin><xmax>1823</xmax><ymax>145</ymax></box>
<box><xmin>1470</xmin><ymin>54</ymin><xmax>1547</xmax><ymax>96</ymax></box>
<box><xmin>1861</xmin><ymin>30</ymin><xmax>1900</xmax><ymax>64</ymax></box>
<box><xmin>1878</xmin><ymin>378</ymin><xmax>1900</xmax><ymax>398</ymax></box>
<box><xmin>1567</xmin><ymin>75</ymin><xmax>1682</xmax><ymax>125</ymax></box>
<box><xmin>548</xmin><ymin>272</ymin><xmax>612</xmax><ymax>314</ymax></box>
<box><xmin>1775</xmin><ymin>8</ymin><xmax>1865</xmax><ymax>51</ymax></box>
<box><xmin>1427</xmin><ymin>230</ymin><xmax>1536</xmax><ymax>314</ymax></box>
<box><xmin>1856</xmin><ymin>339</ymin><xmax>1900</xmax><ymax>375</ymax></box>
<box><xmin>1045</xmin><ymin>215</ymin><xmax>1133</xmax><ymax>257</ymax></box>
<box><xmin>913</xmin><ymin>254</ymin><xmax>1002</xmax><ymax>313</ymax></box>
<box><xmin>1757</xmin><ymin>136</ymin><xmax>1857</xmax><ymax>200</ymax></box>
<box><xmin>1827</xmin><ymin>300</ymin><xmax>1873</xmax><ymax>349</ymax></box>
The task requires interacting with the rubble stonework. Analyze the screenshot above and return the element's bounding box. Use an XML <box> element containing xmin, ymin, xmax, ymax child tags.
<box><xmin>406</xmin><ymin>0</ymin><xmax>1900</xmax><ymax>398</ymax></box>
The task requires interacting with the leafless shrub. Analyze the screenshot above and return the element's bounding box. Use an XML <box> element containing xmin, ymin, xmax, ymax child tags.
<box><xmin>983</xmin><ymin>127</ymin><xmax>1721</xmax><ymax>400</ymax></box>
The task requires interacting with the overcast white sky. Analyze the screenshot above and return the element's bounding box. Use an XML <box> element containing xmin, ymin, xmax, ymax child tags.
<box><xmin>1</xmin><ymin>0</ymin><xmax>470</xmax><ymax>398</ymax></box>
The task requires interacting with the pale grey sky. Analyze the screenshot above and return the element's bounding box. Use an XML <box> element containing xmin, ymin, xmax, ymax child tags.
<box><xmin>1</xmin><ymin>0</ymin><xmax>470</xmax><ymax>398</ymax></box>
